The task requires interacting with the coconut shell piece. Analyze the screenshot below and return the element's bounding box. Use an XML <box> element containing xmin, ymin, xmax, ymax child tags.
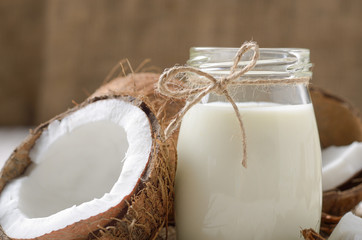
<box><xmin>0</xmin><ymin>95</ymin><xmax>175</xmax><ymax>240</ymax></box>
<box><xmin>320</xmin><ymin>213</ymin><xmax>342</xmax><ymax>236</ymax></box>
<box><xmin>322</xmin><ymin>183</ymin><xmax>362</xmax><ymax>217</ymax></box>
<box><xmin>310</xmin><ymin>86</ymin><xmax>362</xmax><ymax>216</ymax></box>
<box><xmin>308</xmin><ymin>87</ymin><xmax>362</xmax><ymax>238</ymax></box>
<box><xmin>310</xmin><ymin>86</ymin><xmax>362</xmax><ymax>149</ymax></box>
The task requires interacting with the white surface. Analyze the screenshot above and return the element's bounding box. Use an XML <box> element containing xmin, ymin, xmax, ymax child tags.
<box><xmin>0</xmin><ymin>99</ymin><xmax>152</xmax><ymax>239</ymax></box>
<box><xmin>329</xmin><ymin>212</ymin><xmax>362</xmax><ymax>240</ymax></box>
<box><xmin>0</xmin><ymin>128</ymin><xmax>30</xmax><ymax>169</ymax></box>
<box><xmin>322</xmin><ymin>142</ymin><xmax>362</xmax><ymax>191</ymax></box>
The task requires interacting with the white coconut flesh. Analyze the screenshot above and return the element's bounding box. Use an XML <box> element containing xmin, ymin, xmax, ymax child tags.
<box><xmin>0</xmin><ymin>99</ymin><xmax>152</xmax><ymax>239</ymax></box>
<box><xmin>322</xmin><ymin>141</ymin><xmax>362</xmax><ymax>191</ymax></box>
<box><xmin>328</xmin><ymin>212</ymin><xmax>362</xmax><ymax>240</ymax></box>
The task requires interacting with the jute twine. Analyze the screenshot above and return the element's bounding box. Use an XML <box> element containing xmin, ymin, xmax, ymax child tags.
<box><xmin>157</xmin><ymin>41</ymin><xmax>310</xmax><ymax>168</ymax></box>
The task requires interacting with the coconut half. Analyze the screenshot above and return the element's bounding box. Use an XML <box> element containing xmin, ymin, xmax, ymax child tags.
<box><xmin>0</xmin><ymin>96</ymin><xmax>174</xmax><ymax>240</ymax></box>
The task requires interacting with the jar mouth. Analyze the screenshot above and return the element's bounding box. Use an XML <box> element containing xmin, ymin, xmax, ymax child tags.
<box><xmin>190</xmin><ymin>47</ymin><xmax>310</xmax><ymax>52</ymax></box>
<box><xmin>187</xmin><ymin>47</ymin><xmax>312</xmax><ymax>79</ymax></box>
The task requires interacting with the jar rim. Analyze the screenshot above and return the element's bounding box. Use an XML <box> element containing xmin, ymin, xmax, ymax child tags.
<box><xmin>187</xmin><ymin>47</ymin><xmax>312</xmax><ymax>79</ymax></box>
<box><xmin>190</xmin><ymin>47</ymin><xmax>310</xmax><ymax>53</ymax></box>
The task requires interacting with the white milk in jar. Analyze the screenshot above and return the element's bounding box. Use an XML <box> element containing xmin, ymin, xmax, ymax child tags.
<box><xmin>176</xmin><ymin>102</ymin><xmax>322</xmax><ymax>240</ymax></box>
<box><xmin>174</xmin><ymin>46</ymin><xmax>322</xmax><ymax>239</ymax></box>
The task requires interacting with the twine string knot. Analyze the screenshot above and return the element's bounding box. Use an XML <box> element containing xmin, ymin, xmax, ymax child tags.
<box><xmin>214</xmin><ymin>77</ymin><xmax>228</xmax><ymax>95</ymax></box>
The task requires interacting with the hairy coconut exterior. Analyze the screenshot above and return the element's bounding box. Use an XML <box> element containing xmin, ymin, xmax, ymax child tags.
<box><xmin>91</xmin><ymin>73</ymin><xmax>185</xmax><ymax>132</ymax></box>
<box><xmin>0</xmin><ymin>95</ymin><xmax>175</xmax><ymax>240</ymax></box>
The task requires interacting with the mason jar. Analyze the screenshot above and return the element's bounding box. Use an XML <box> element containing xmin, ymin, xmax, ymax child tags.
<box><xmin>175</xmin><ymin>47</ymin><xmax>322</xmax><ymax>239</ymax></box>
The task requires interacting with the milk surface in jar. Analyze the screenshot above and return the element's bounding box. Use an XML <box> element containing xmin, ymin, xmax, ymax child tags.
<box><xmin>174</xmin><ymin>46</ymin><xmax>322</xmax><ymax>240</ymax></box>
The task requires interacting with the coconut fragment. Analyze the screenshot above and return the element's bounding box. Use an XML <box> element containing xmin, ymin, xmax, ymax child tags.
<box><xmin>0</xmin><ymin>96</ymin><xmax>174</xmax><ymax>240</ymax></box>
<box><xmin>328</xmin><ymin>212</ymin><xmax>362</xmax><ymax>240</ymax></box>
<box><xmin>353</xmin><ymin>201</ymin><xmax>362</xmax><ymax>217</ymax></box>
<box><xmin>322</xmin><ymin>142</ymin><xmax>362</xmax><ymax>191</ymax></box>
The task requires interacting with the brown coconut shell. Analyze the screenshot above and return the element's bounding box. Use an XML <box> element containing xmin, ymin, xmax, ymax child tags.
<box><xmin>0</xmin><ymin>95</ymin><xmax>175</xmax><ymax>240</ymax></box>
<box><xmin>309</xmin><ymin>86</ymin><xmax>362</xmax><ymax>238</ymax></box>
<box><xmin>310</xmin><ymin>86</ymin><xmax>362</xmax><ymax>149</ymax></box>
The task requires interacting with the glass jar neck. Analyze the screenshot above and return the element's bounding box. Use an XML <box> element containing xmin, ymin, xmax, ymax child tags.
<box><xmin>187</xmin><ymin>47</ymin><xmax>313</xmax><ymax>105</ymax></box>
<box><xmin>187</xmin><ymin>47</ymin><xmax>312</xmax><ymax>80</ymax></box>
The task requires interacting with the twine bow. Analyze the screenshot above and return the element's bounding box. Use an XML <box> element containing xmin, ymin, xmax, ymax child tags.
<box><xmin>157</xmin><ymin>41</ymin><xmax>310</xmax><ymax>168</ymax></box>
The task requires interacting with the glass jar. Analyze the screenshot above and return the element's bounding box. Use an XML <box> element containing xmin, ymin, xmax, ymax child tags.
<box><xmin>175</xmin><ymin>47</ymin><xmax>322</xmax><ymax>240</ymax></box>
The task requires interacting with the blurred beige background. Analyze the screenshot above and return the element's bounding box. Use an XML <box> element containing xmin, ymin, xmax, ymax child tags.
<box><xmin>0</xmin><ymin>0</ymin><xmax>361</xmax><ymax>126</ymax></box>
